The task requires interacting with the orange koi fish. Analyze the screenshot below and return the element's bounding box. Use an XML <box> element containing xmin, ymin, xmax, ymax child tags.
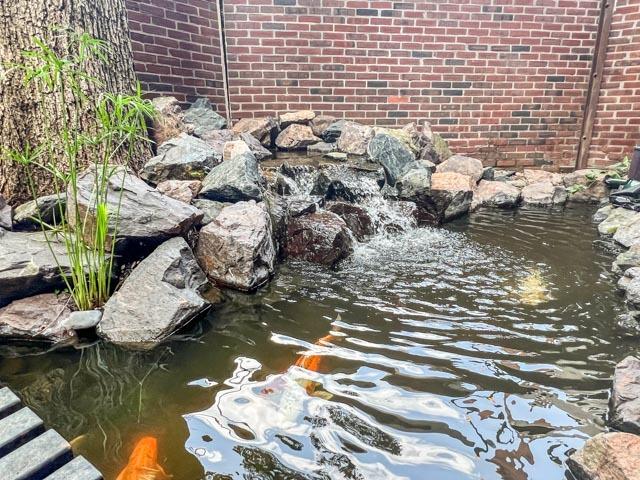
<box><xmin>116</xmin><ymin>436</ymin><xmax>170</xmax><ymax>480</ymax></box>
<box><xmin>294</xmin><ymin>330</ymin><xmax>338</xmax><ymax>396</ymax></box>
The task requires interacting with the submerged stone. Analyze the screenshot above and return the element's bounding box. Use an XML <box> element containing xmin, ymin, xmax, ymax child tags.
<box><xmin>196</xmin><ymin>200</ymin><xmax>275</xmax><ymax>291</ymax></box>
<box><xmin>325</xmin><ymin>201</ymin><xmax>375</xmax><ymax>241</ymax></box>
<box><xmin>0</xmin><ymin>293</ymin><xmax>75</xmax><ymax>343</ymax></box>
<box><xmin>610</xmin><ymin>355</ymin><xmax>640</xmax><ymax>434</ymax></box>
<box><xmin>99</xmin><ymin>237</ymin><xmax>210</xmax><ymax>346</ymax></box>
<box><xmin>521</xmin><ymin>181</ymin><xmax>567</xmax><ymax>207</ymax></box>
<box><xmin>567</xmin><ymin>432</ymin><xmax>640</xmax><ymax>480</ymax></box>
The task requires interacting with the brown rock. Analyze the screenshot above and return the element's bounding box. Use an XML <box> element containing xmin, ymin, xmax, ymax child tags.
<box><xmin>0</xmin><ymin>293</ymin><xmax>75</xmax><ymax>343</ymax></box>
<box><xmin>232</xmin><ymin>116</ymin><xmax>279</xmax><ymax>146</ymax></box>
<box><xmin>436</xmin><ymin>155</ymin><xmax>484</xmax><ymax>184</ymax></box>
<box><xmin>279</xmin><ymin>110</ymin><xmax>316</xmax><ymax>128</ymax></box>
<box><xmin>275</xmin><ymin>124</ymin><xmax>322</xmax><ymax>150</ymax></box>
<box><xmin>310</xmin><ymin>115</ymin><xmax>336</xmax><ymax>137</ymax></box>
<box><xmin>156</xmin><ymin>180</ymin><xmax>202</xmax><ymax>204</ymax></box>
<box><xmin>523</xmin><ymin>169</ymin><xmax>564</xmax><ymax>186</ymax></box>
<box><xmin>521</xmin><ymin>181</ymin><xmax>568</xmax><ymax>206</ymax></box>
<box><xmin>285</xmin><ymin>211</ymin><xmax>354</xmax><ymax>266</ymax></box>
<box><xmin>337</xmin><ymin>121</ymin><xmax>375</xmax><ymax>155</ymax></box>
<box><xmin>471</xmin><ymin>180</ymin><xmax>521</xmax><ymax>210</ymax></box>
<box><xmin>325</xmin><ymin>201</ymin><xmax>375</xmax><ymax>241</ymax></box>
<box><xmin>567</xmin><ymin>432</ymin><xmax>640</xmax><ymax>480</ymax></box>
<box><xmin>610</xmin><ymin>356</ymin><xmax>640</xmax><ymax>434</ymax></box>
<box><xmin>426</xmin><ymin>172</ymin><xmax>475</xmax><ymax>223</ymax></box>
<box><xmin>564</xmin><ymin>169</ymin><xmax>609</xmax><ymax>203</ymax></box>
<box><xmin>223</xmin><ymin>140</ymin><xmax>252</xmax><ymax>161</ymax></box>
<box><xmin>150</xmin><ymin>96</ymin><xmax>190</xmax><ymax>146</ymax></box>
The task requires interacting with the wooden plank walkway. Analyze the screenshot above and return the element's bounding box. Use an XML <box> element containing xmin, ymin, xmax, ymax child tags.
<box><xmin>0</xmin><ymin>387</ymin><xmax>102</xmax><ymax>480</ymax></box>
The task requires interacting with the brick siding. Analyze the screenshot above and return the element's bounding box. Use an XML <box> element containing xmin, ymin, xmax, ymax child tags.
<box><xmin>127</xmin><ymin>0</ymin><xmax>640</xmax><ymax>169</ymax></box>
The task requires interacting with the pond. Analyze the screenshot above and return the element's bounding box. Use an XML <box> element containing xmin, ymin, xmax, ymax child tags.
<box><xmin>0</xmin><ymin>205</ymin><xmax>636</xmax><ymax>480</ymax></box>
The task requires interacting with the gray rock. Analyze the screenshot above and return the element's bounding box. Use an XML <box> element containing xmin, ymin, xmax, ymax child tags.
<box><xmin>0</xmin><ymin>195</ymin><xmax>12</xmax><ymax>230</ymax></box>
<box><xmin>310</xmin><ymin>115</ymin><xmax>336</xmax><ymax>138</ymax></box>
<box><xmin>396</xmin><ymin>165</ymin><xmax>433</xmax><ymax>208</ymax></box>
<box><xmin>196</xmin><ymin>201</ymin><xmax>275</xmax><ymax>291</ymax></box>
<box><xmin>614</xmin><ymin>245</ymin><xmax>640</xmax><ymax>274</ymax></box>
<box><xmin>436</xmin><ymin>155</ymin><xmax>484</xmax><ymax>184</ymax></box>
<box><xmin>337</xmin><ymin>121</ymin><xmax>374</xmax><ymax>156</ymax></box>
<box><xmin>481</xmin><ymin>167</ymin><xmax>495</xmax><ymax>181</ymax></box>
<box><xmin>198</xmin><ymin>150</ymin><xmax>264</xmax><ymax>203</ymax></box>
<box><xmin>286</xmin><ymin>195</ymin><xmax>324</xmax><ymax>218</ymax></box>
<box><xmin>368</xmin><ymin>133</ymin><xmax>417</xmax><ymax>185</ymax></box>
<box><xmin>12</xmin><ymin>194</ymin><xmax>66</xmax><ymax>231</ymax></box>
<box><xmin>183</xmin><ymin>98</ymin><xmax>227</xmax><ymax>136</ymax></box>
<box><xmin>521</xmin><ymin>181</ymin><xmax>568</xmax><ymax>207</ymax></box>
<box><xmin>593</xmin><ymin>204</ymin><xmax>613</xmax><ymax>224</ymax></box>
<box><xmin>239</xmin><ymin>132</ymin><xmax>273</xmax><ymax>161</ymax></box>
<box><xmin>150</xmin><ymin>96</ymin><xmax>189</xmax><ymax>146</ymax></box>
<box><xmin>324</xmin><ymin>151</ymin><xmax>347</xmax><ymax>161</ymax></box>
<box><xmin>263</xmin><ymin>192</ymin><xmax>289</xmax><ymax>259</ymax></box>
<box><xmin>614</xmin><ymin>215</ymin><xmax>640</xmax><ymax>248</ymax></box>
<box><xmin>98</xmin><ymin>237</ymin><xmax>210</xmax><ymax>346</ymax></box>
<box><xmin>471</xmin><ymin>180</ymin><xmax>521</xmax><ymax>210</ymax></box>
<box><xmin>68</xmin><ymin>166</ymin><xmax>203</xmax><ymax>250</ymax></box>
<box><xmin>192</xmin><ymin>199</ymin><xmax>231</xmax><ymax>225</ymax></box>
<box><xmin>325</xmin><ymin>201</ymin><xmax>375</xmax><ymax>241</ymax></box>
<box><xmin>0</xmin><ymin>231</ymin><xmax>79</xmax><ymax>306</ymax></box>
<box><xmin>0</xmin><ymin>293</ymin><xmax>75</xmax><ymax>343</ymax></box>
<box><xmin>285</xmin><ymin>211</ymin><xmax>354</xmax><ymax>266</ymax></box>
<box><xmin>322</xmin><ymin>119</ymin><xmax>347</xmax><ymax>143</ymax></box>
<box><xmin>278</xmin><ymin>110</ymin><xmax>315</xmax><ymax>128</ymax></box>
<box><xmin>311</xmin><ymin>164</ymin><xmax>383</xmax><ymax>202</ymax></box>
<box><xmin>62</xmin><ymin>310</ymin><xmax>102</xmax><ymax>330</ymax></box>
<box><xmin>610</xmin><ymin>356</ymin><xmax>640</xmax><ymax>434</ymax></box>
<box><xmin>493</xmin><ymin>169</ymin><xmax>516</xmax><ymax>182</ymax></box>
<box><xmin>567</xmin><ymin>432</ymin><xmax>640</xmax><ymax>480</ymax></box>
<box><xmin>232</xmin><ymin>116</ymin><xmax>279</xmax><ymax>147</ymax></box>
<box><xmin>141</xmin><ymin>133</ymin><xmax>220</xmax><ymax>184</ymax></box>
<box><xmin>598</xmin><ymin>207</ymin><xmax>639</xmax><ymax>236</ymax></box>
<box><xmin>307</xmin><ymin>142</ymin><xmax>336</xmax><ymax>154</ymax></box>
<box><xmin>624</xmin><ymin>274</ymin><xmax>640</xmax><ymax>310</ymax></box>
<box><xmin>271</xmin><ymin>173</ymin><xmax>298</xmax><ymax>196</ymax></box>
<box><xmin>275</xmin><ymin>124</ymin><xmax>321</xmax><ymax>150</ymax></box>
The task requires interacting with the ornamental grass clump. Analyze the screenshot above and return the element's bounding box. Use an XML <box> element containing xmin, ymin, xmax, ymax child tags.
<box><xmin>3</xmin><ymin>30</ymin><xmax>155</xmax><ymax>310</ymax></box>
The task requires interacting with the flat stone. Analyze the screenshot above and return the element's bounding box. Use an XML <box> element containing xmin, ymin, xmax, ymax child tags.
<box><xmin>156</xmin><ymin>180</ymin><xmax>202</xmax><ymax>204</ymax></box>
<box><xmin>436</xmin><ymin>155</ymin><xmax>484</xmax><ymax>184</ymax></box>
<box><xmin>183</xmin><ymin>98</ymin><xmax>227</xmax><ymax>136</ymax></box>
<box><xmin>0</xmin><ymin>231</ymin><xmax>78</xmax><ymax>306</ymax></box>
<box><xmin>278</xmin><ymin>110</ymin><xmax>315</xmax><ymax>128</ymax></box>
<box><xmin>368</xmin><ymin>132</ymin><xmax>417</xmax><ymax>185</ymax></box>
<box><xmin>232</xmin><ymin>116</ymin><xmax>278</xmax><ymax>147</ymax></box>
<box><xmin>493</xmin><ymin>169</ymin><xmax>516</xmax><ymax>181</ymax></box>
<box><xmin>192</xmin><ymin>199</ymin><xmax>231</xmax><ymax>225</ymax></box>
<box><xmin>199</xmin><ymin>150</ymin><xmax>264</xmax><ymax>203</ymax></box>
<box><xmin>68</xmin><ymin>166</ymin><xmax>203</xmax><ymax>250</ymax></box>
<box><xmin>98</xmin><ymin>237</ymin><xmax>210</xmax><ymax>346</ymax></box>
<box><xmin>521</xmin><ymin>181</ymin><xmax>568</xmax><ymax>206</ymax></box>
<box><xmin>598</xmin><ymin>207</ymin><xmax>639</xmax><ymax>236</ymax></box>
<box><xmin>150</xmin><ymin>96</ymin><xmax>189</xmax><ymax>146</ymax></box>
<box><xmin>141</xmin><ymin>133</ymin><xmax>220</xmax><ymax>184</ymax></box>
<box><xmin>324</xmin><ymin>151</ymin><xmax>347</xmax><ymax>161</ymax></box>
<box><xmin>61</xmin><ymin>310</ymin><xmax>102</xmax><ymax>331</ymax></box>
<box><xmin>471</xmin><ymin>180</ymin><xmax>521</xmax><ymax>210</ymax></box>
<box><xmin>275</xmin><ymin>124</ymin><xmax>321</xmax><ymax>150</ymax></box>
<box><xmin>0</xmin><ymin>429</ymin><xmax>72</xmax><ymax>480</ymax></box>
<box><xmin>337</xmin><ymin>121</ymin><xmax>375</xmax><ymax>156</ymax></box>
<box><xmin>285</xmin><ymin>211</ymin><xmax>354</xmax><ymax>266</ymax></box>
<box><xmin>0</xmin><ymin>195</ymin><xmax>12</xmax><ymax>230</ymax></box>
<box><xmin>523</xmin><ymin>169</ymin><xmax>564</xmax><ymax>186</ymax></box>
<box><xmin>614</xmin><ymin>215</ymin><xmax>640</xmax><ymax>248</ymax></box>
<box><xmin>12</xmin><ymin>194</ymin><xmax>67</xmax><ymax>231</ymax></box>
<box><xmin>325</xmin><ymin>201</ymin><xmax>375</xmax><ymax>241</ymax></box>
<box><xmin>307</xmin><ymin>142</ymin><xmax>336</xmax><ymax>154</ymax></box>
<box><xmin>196</xmin><ymin>201</ymin><xmax>275</xmax><ymax>291</ymax></box>
<box><xmin>0</xmin><ymin>407</ymin><xmax>43</xmax><ymax>458</ymax></box>
<box><xmin>567</xmin><ymin>432</ymin><xmax>640</xmax><ymax>480</ymax></box>
<box><xmin>0</xmin><ymin>293</ymin><xmax>75</xmax><ymax>343</ymax></box>
<box><xmin>610</xmin><ymin>356</ymin><xmax>640</xmax><ymax>434</ymax></box>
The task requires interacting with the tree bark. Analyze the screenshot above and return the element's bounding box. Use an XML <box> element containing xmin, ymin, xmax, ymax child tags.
<box><xmin>0</xmin><ymin>0</ymin><xmax>143</xmax><ymax>204</ymax></box>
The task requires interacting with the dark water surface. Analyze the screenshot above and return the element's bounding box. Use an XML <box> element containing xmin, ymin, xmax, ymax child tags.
<box><xmin>1</xmin><ymin>206</ymin><xmax>638</xmax><ymax>479</ymax></box>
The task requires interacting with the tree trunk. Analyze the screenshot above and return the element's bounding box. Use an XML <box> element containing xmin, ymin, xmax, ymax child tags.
<box><xmin>0</xmin><ymin>0</ymin><xmax>143</xmax><ymax>204</ymax></box>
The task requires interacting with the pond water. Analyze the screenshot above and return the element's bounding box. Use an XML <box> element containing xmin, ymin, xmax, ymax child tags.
<box><xmin>1</xmin><ymin>205</ymin><xmax>638</xmax><ymax>480</ymax></box>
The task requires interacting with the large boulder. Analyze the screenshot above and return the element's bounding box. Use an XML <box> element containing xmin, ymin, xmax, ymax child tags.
<box><xmin>416</xmin><ymin>172</ymin><xmax>474</xmax><ymax>223</ymax></box>
<box><xmin>182</xmin><ymin>98</ymin><xmax>227</xmax><ymax>136</ymax></box>
<box><xmin>285</xmin><ymin>211</ymin><xmax>354</xmax><ymax>266</ymax></box>
<box><xmin>150</xmin><ymin>96</ymin><xmax>190</xmax><ymax>146</ymax></box>
<box><xmin>311</xmin><ymin>164</ymin><xmax>383</xmax><ymax>202</ymax></box>
<box><xmin>436</xmin><ymin>155</ymin><xmax>484</xmax><ymax>184</ymax></box>
<box><xmin>12</xmin><ymin>194</ymin><xmax>66</xmax><ymax>231</ymax></box>
<box><xmin>0</xmin><ymin>293</ymin><xmax>76</xmax><ymax>344</ymax></box>
<box><xmin>141</xmin><ymin>133</ymin><xmax>220</xmax><ymax>184</ymax></box>
<box><xmin>564</xmin><ymin>169</ymin><xmax>608</xmax><ymax>203</ymax></box>
<box><xmin>614</xmin><ymin>215</ymin><xmax>640</xmax><ymax>248</ymax></box>
<box><xmin>196</xmin><ymin>201</ymin><xmax>275</xmax><ymax>291</ymax></box>
<box><xmin>275</xmin><ymin>124</ymin><xmax>321</xmax><ymax>150</ymax></box>
<box><xmin>337</xmin><ymin>121</ymin><xmax>374</xmax><ymax>155</ymax></box>
<box><xmin>396</xmin><ymin>165</ymin><xmax>433</xmax><ymax>208</ymax></box>
<box><xmin>368</xmin><ymin>133</ymin><xmax>417</xmax><ymax>185</ymax></box>
<box><xmin>567</xmin><ymin>432</ymin><xmax>640</xmax><ymax>480</ymax></box>
<box><xmin>198</xmin><ymin>150</ymin><xmax>263</xmax><ymax>203</ymax></box>
<box><xmin>0</xmin><ymin>231</ymin><xmax>78</xmax><ymax>306</ymax></box>
<box><xmin>610</xmin><ymin>356</ymin><xmax>640</xmax><ymax>434</ymax></box>
<box><xmin>0</xmin><ymin>195</ymin><xmax>11</xmax><ymax>230</ymax></box>
<box><xmin>325</xmin><ymin>201</ymin><xmax>375</xmax><ymax>241</ymax></box>
<box><xmin>232</xmin><ymin>116</ymin><xmax>278</xmax><ymax>147</ymax></box>
<box><xmin>98</xmin><ymin>237</ymin><xmax>210</xmax><ymax>346</ymax></box>
<box><xmin>278</xmin><ymin>110</ymin><xmax>315</xmax><ymax>128</ymax></box>
<box><xmin>310</xmin><ymin>115</ymin><xmax>336</xmax><ymax>138</ymax></box>
<box><xmin>471</xmin><ymin>180</ymin><xmax>521</xmax><ymax>209</ymax></box>
<box><xmin>68</xmin><ymin>166</ymin><xmax>203</xmax><ymax>250</ymax></box>
<box><xmin>598</xmin><ymin>207</ymin><xmax>639</xmax><ymax>236</ymax></box>
<box><xmin>521</xmin><ymin>181</ymin><xmax>568</xmax><ymax>206</ymax></box>
<box><xmin>322</xmin><ymin>119</ymin><xmax>347</xmax><ymax>143</ymax></box>
<box><xmin>156</xmin><ymin>180</ymin><xmax>201</xmax><ymax>204</ymax></box>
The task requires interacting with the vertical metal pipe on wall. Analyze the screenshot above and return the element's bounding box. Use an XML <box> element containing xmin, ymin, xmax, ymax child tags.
<box><xmin>216</xmin><ymin>0</ymin><xmax>232</xmax><ymax>125</ymax></box>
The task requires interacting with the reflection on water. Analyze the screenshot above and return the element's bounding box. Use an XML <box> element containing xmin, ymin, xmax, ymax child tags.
<box><xmin>0</xmin><ymin>206</ymin><xmax>637</xmax><ymax>479</ymax></box>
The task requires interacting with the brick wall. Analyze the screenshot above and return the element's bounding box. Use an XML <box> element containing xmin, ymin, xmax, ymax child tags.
<box><xmin>126</xmin><ymin>0</ymin><xmax>227</xmax><ymax>115</ymax></box>
<box><xmin>588</xmin><ymin>0</ymin><xmax>640</xmax><ymax>167</ymax></box>
<box><xmin>126</xmin><ymin>0</ymin><xmax>640</xmax><ymax>169</ymax></box>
